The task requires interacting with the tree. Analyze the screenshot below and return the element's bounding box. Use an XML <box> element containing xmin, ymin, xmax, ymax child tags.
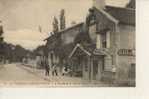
<box><xmin>52</xmin><ymin>16</ymin><xmax>59</xmax><ymax>33</ymax></box>
<box><xmin>0</xmin><ymin>20</ymin><xmax>4</xmax><ymax>63</ymax></box>
<box><xmin>12</xmin><ymin>45</ymin><xmax>30</xmax><ymax>62</ymax></box>
<box><xmin>60</xmin><ymin>9</ymin><xmax>66</xmax><ymax>30</ymax></box>
<box><xmin>74</xmin><ymin>30</ymin><xmax>92</xmax><ymax>46</ymax></box>
<box><xmin>0</xmin><ymin>20</ymin><xmax>4</xmax><ymax>43</ymax></box>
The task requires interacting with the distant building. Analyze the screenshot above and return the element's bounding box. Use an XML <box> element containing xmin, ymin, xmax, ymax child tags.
<box><xmin>33</xmin><ymin>45</ymin><xmax>46</xmax><ymax>69</ymax></box>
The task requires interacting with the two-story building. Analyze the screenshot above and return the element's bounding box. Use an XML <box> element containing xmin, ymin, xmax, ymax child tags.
<box><xmin>45</xmin><ymin>0</ymin><xmax>135</xmax><ymax>85</ymax></box>
<box><xmin>69</xmin><ymin>0</ymin><xmax>135</xmax><ymax>84</ymax></box>
<box><xmin>44</xmin><ymin>23</ymin><xmax>84</xmax><ymax>71</ymax></box>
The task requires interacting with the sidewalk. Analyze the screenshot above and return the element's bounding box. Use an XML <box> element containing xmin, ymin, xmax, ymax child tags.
<box><xmin>21</xmin><ymin>63</ymin><xmax>114</xmax><ymax>87</ymax></box>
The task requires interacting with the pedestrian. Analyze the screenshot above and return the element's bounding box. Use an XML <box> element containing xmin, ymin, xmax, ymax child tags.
<box><xmin>52</xmin><ymin>63</ymin><xmax>58</xmax><ymax>76</ymax></box>
<box><xmin>62</xmin><ymin>66</ymin><xmax>68</xmax><ymax>76</ymax></box>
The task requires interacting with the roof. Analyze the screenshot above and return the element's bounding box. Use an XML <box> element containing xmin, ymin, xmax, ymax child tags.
<box><xmin>44</xmin><ymin>22</ymin><xmax>84</xmax><ymax>41</ymax></box>
<box><xmin>93</xmin><ymin>7</ymin><xmax>119</xmax><ymax>24</ymax></box>
<box><xmin>105</xmin><ymin>6</ymin><xmax>135</xmax><ymax>25</ymax></box>
<box><xmin>69</xmin><ymin>44</ymin><xmax>92</xmax><ymax>58</ymax></box>
<box><xmin>68</xmin><ymin>43</ymin><xmax>111</xmax><ymax>58</ymax></box>
<box><xmin>44</xmin><ymin>32</ymin><xmax>60</xmax><ymax>41</ymax></box>
<box><xmin>57</xmin><ymin>22</ymin><xmax>84</xmax><ymax>34</ymax></box>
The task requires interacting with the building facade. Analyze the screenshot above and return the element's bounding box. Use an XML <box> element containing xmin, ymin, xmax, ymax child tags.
<box><xmin>45</xmin><ymin>23</ymin><xmax>84</xmax><ymax>71</ymax></box>
<box><xmin>69</xmin><ymin>0</ymin><xmax>135</xmax><ymax>84</ymax></box>
<box><xmin>44</xmin><ymin>0</ymin><xmax>135</xmax><ymax>85</ymax></box>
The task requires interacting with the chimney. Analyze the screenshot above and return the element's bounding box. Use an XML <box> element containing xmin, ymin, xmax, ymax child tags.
<box><xmin>93</xmin><ymin>0</ymin><xmax>105</xmax><ymax>10</ymax></box>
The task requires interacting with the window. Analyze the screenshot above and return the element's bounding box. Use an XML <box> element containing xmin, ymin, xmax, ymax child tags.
<box><xmin>101</xmin><ymin>33</ymin><xmax>107</xmax><ymax>48</ymax></box>
<box><xmin>89</xmin><ymin>24</ymin><xmax>97</xmax><ymax>43</ymax></box>
<box><xmin>99</xmin><ymin>28</ymin><xmax>110</xmax><ymax>48</ymax></box>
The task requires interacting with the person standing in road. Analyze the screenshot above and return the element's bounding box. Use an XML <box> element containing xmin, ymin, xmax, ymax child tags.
<box><xmin>52</xmin><ymin>63</ymin><xmax>58</xmax><ymax>76</ymax></box>
<box><xmin>62</xmin><ymin>66</ymin><xmax>68</xmax><ymax>76</ymax></box>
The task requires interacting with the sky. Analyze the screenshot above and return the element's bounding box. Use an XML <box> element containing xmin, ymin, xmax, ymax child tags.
<box><xmin>0</xmin><ymin>0</ymin><xmax>130</xmax><ymax>50</ymax></box>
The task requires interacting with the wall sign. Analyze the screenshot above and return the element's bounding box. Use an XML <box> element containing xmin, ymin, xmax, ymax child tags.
<box><xmin>118</xmin><ymin>49</ymin><xmax>135</xmax><ymax>56</ymax></box>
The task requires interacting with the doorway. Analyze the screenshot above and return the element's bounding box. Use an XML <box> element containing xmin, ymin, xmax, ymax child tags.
<box><xmin>92</xmin><ymin>56</ymin><xmax>104</xmax><ymax>80</ymax></box>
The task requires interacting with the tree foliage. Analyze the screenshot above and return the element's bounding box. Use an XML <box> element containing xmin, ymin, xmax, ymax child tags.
<box><xmin>52</xmin><ymin>16</ymin><xmax>59</xmax><ymax>33</ymax></box>
<box><xmin>60</xmin><ymin>9</ymin><xmax>66</xmax><ymax>30</ymax></box>
<box><xmin>0</xmin><ymin>21</ymin><xmax>4</xmax><ymax>43</ymax></box>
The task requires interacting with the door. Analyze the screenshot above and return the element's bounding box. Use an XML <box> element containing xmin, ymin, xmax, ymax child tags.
<box><xmin>93</xmin><ymin>57</ymin><xmax>104</xmax><ymax>80</ymax></box>
<box><xmin>93</xmin><ymin>60</ymin><xmax>98</xmax><ymax>80</ymax></box>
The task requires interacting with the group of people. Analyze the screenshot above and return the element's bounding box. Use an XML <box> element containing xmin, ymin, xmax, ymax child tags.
<box><xmin>44</xmin><ymin>63</ymin><xmax>58</xmax><ymax>76</ymax></box>
<box><xmin>42</xmin><ymin>57</ymin><xmax>58</xmax><ymax>76</ymax></box>
<box><xmin>42</xmin><ymin>57</ymin><xmax>71</xmax><ymax>76</ymax></box>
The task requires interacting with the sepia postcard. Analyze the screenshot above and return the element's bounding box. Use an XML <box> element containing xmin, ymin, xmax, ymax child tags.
<box><xmin>0</xmin><ymin>0</ymin><xmax>135</xmax><ymax>87</ymax></box>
